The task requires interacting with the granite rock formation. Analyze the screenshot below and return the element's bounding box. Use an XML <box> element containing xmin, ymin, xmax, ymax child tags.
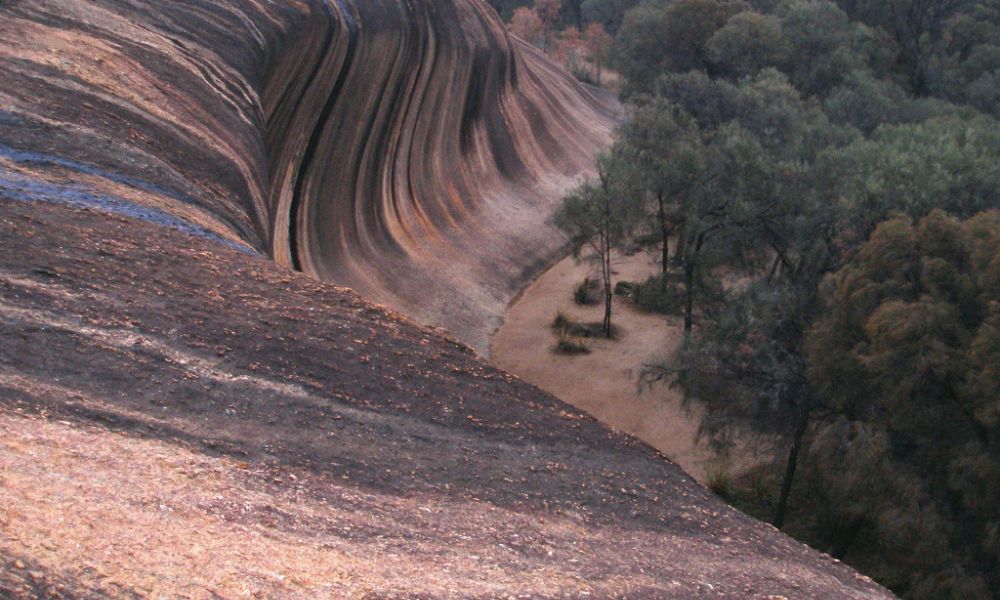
<box><xmin>1</xmin><ymin>0</ymin><xmax>617</xmax><ymax>351</ymax></box>
<box><xmin>0</xmin><ymin>0</ymin><xmax>894</xmax><ymax>597</ymax></box>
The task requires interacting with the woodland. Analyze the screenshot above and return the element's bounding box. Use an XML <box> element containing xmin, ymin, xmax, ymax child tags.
<box><xmin>502</xmin><ymin>0</ymin><xmax>1000</xmax><ymax>597</ymax></box>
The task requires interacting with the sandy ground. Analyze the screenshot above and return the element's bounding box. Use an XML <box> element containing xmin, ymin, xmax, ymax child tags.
<box><xmin>492</xmin><ymin>250</ymin><xmax>716</xmax><ymax>483</ymax></box>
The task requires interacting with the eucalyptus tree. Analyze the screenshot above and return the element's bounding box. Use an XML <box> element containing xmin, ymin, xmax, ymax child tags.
<box><xmin>554</xmin><ymin>153</ymin><xmax>642</xmax><ymax>336</ymax></box>
<box><xmin>616</xmin><ymin>100</ymin><xmax>704</xmax><ymax>275</ymax></box>
<box><xmin>804</xmin><ymin>210</ymin><xmax>1000</xmax><ymax>597</ymax></box>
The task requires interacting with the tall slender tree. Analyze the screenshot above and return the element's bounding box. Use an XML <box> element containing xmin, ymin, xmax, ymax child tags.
<box><xmin>535</xmin><ymin>0</ymin><xmax>563</xmax><ymax>51</ymax></box>
<box><xmin>617</xmin><ymin>101</ymin><xmax>703</xmax><ymax>277</ymax></box>
<box><xmin>583</xmin><ymin>22</ymin><xmax>613</xmax><ymax>85</ymax></box>
<box><xmin>554</xmin><ymin>154</ymin><xmax>640</xmax><ymax>336</ymax></box>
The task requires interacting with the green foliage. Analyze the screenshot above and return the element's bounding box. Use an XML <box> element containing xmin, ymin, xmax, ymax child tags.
<box><xmin>965</xmin><ymin>68</ymin><xmax>1000</xmax><ymax>116</ymax></box>
<box><xmin>632</xmin><ymin>273</ymin><xmax>683</xmax><ymax>314</ymax></box>
<box><xmin>823</xmin><ymin>70</ymin><xmax>917</xmax><ymax>134</ymax></box>
<box><xmin>653</xmin><ymin>71</ymin><xmax>743</xmax><ymax>130</ymax></box>
<box><xmin>573</xmin><ymin>278</ymin><xmax>598</xmax><ymax>304</ymax></box>
<box><xmin>816</xmin><ymin>113</ymin><xmax>1000</xmax><ymax>240</ymax></box>
<box><xmin>552</xmin><ymin>311</ymin><xmax>594</xmax><ymax>353</ymax></box>
<box><xmin>731</xmin><ymin>69</ymin><xmax>852</xmax><ymax>159</ymax></box>
<box><xmin>581</xmin><ymin>0</ymin><xmax>641</xmax><ymax>32</ymax></box>
<box><xmin>665</xmin><ymin>281</ymin><xmax>818</xmax><ymax>445</ymax></box>
<box><xmin>774</xmin><ymin>0</ymin><xmax>870</xmax><ymax>95</ymax></box>
<box><xmin>577</xmin><ymin>1</ymin><xmax>1000</xmax><ymax>593</ymax></box>
<box><xmin>614</xmin><ymin>280</ymin><xmax>638</xmax><ymax>296</ymax></box>
<box><xmin>552</xmin><ymin>310</ymin><xmax>573</xmax><ymax>331</ymax></box>
<box><xmin>568</xmin><ymin>319</ymin><xmax>621</xmax><ymax>338</ymax></box>
<box><xmin>610</xmin><ymin>5</ymin><xmax>672</xmax><ymax>96</ymax></box>
<box><xmin>554</xmin><ymin>154</ymin><xmax>643</xmax><ymax>336</ymax></box>
<box><xmin>652</xmin><ymin>69</ymin><xmax>855</xmax><ymax>160</ymax></box>
<box><xmin>555</xmin><ymin>329</ymin><xmax>591</xmax><ymax>354</ymax></box>
<box><xmin>805</xmin><ymin>211</ymin><xmax>1000</xmax><ymax>598</ymax></box>
<box><xmin>656</xmin><ymin>0</ymin><xmax>749</xmax><ymax>74</ymax></box>
<box><xmin>706</xmin><ymin>463</ymin><xmax>735</xmax><ymax>499</ymax></box>
<box><xmin>613</xmin><ymin>0</ymin><xmax>746</xmax><ymax>96</ymax></box>
<box><xmin>707</xmin><ymin>11</ymin><xmax>786</xmax><ymax>79</ymax></box>
<box><xmin>672</xmin><ymin>212</ymin><xmax>1000</xmax><ymax>598</ymax></box>
<box><xmin>610</xmin><ymin>84</ymin><xmax>837</xmax><ymax>331</ymax></box>
<box><xmin>553</xmin><ymin>155</ymin><xmax>643</xmax><ymax>254</ymax></box>
<box><xmin>616</xmin><ymin>99</ymin><xmax>703</xmax><ymax>199</ymax></box>
<box><xmin>607</xmin><ymin>0</ymin><xmax>1000</xmax><ymax>118</ymax></box>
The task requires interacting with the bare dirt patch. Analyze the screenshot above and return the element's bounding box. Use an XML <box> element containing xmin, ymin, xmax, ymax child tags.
<box><xmin>492</xmin><ymin>250</ymin><xmax>716</xmax><ymax>482</ymax></box>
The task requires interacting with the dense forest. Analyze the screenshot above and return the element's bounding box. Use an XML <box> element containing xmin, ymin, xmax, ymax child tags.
<box><xmin>503</xmin><ymin>0</ymin><xmax>1000</xmax><ymax>597</ymax></box>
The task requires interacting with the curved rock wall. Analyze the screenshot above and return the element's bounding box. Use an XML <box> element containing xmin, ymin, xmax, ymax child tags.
<box><xmin>0</xmin><ymin>4</ymin><xmax>897</xmax><ymax>596</ymax></box>
<box><xmin>0</xmin><ymin>0</ymin><xmax>617</xmax><ymax>350</ymax></box>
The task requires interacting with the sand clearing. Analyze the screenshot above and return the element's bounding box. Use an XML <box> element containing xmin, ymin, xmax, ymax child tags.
<box><xmin>491</xmin><ymin>250</ymin><xmax>715</xmax><ymax>482</ymax></box>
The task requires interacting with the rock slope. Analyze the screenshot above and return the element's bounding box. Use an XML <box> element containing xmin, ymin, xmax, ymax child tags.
<box><xmin>0</xmin><ymin>0</ymin><xmax>617</xmax><ymax>351</ymax></box>
<box><xmin>0</xmin><ymin>0</ymin><xmax>893</xmax><ymax>597</ymax></box>
<box><xmin>0</xmin><ymin>198</ymin><xmax>892</xmax><ymax>598</ymax></box>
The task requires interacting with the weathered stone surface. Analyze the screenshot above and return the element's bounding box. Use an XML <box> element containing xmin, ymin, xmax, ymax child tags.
<box><xmin>0</xmin><ymin>198</ymin><xmax>893</xmax><ymax>599</ymax></box>
<box><xmin>0</xmin><ymin>1</ymin><xmax>894</xmax><ymax>597</ymax></box>
<box><xmin>0</xmin><ymin>0</ymin><xmax>617</xmax><ymax>351</ymax></box>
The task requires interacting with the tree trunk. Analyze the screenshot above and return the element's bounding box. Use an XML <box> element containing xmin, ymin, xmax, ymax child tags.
<box><xmin>912</xmin><ymin>60</ymin><xmax>928</xmax><ymax>97</ymax></box>
<box><xmin>684</xmin><ymin>231</ymin><xmax>707</xmax><ymax>335</ymax></box>
<box><xmin>766</xmin><ymin>253</ymin><xmax>782</xmax><ymax>283</ymax></box>
<box><xmin>600</xmin><ymin>177</ymin><xmax>613</xmax><ymax>338</ymax></box>
<box><xmin>658</xmin><ymin>193</ymin><xmax>670</xmax><ymax>275</ymax></box>
<box><xmin>684</xmin><ymin>258</ymin><xmax>695</xmax><ymax>335</ymax></box>
<box><xmin>602</xmin><ymin>230</ymin><xmax>612</xmax><ymax>337</ymax></box>
<box><xmin>673</xmin><ymin>222</ymin><xmax>687</xmax><ymax>265</ymax></box>
<box><xmin>773</xmin><ymin>409</ymin><xmax>809</xmax><ymax>529</ymax></box>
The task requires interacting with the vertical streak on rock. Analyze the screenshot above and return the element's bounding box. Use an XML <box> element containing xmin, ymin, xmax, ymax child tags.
<box><xmin>260</xmin><ymin>0</ymin><xmax>618</xmax><ymax>350</ymax></box>
<box><xmin>2</xmin><ymin>0</ymin><xmax>618</xmax><ymax>350</ymax></box>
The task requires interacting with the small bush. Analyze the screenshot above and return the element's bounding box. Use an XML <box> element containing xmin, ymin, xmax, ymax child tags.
<box><xmin>573</xmin><ymin>278</ymin><xmax>598</xmax><ymax>305</ymax></box>
<box><xmin>633</xmin><ymin>274</ymin><xmax>684</xmax><ymax>314</ymax></box>
<box><xmin>552</xmin><ymin>310</ymin><xmax>572</xmax><ymax>332</ymax></box>
<box><xmin>707</xmin><ymin>464</ymin><xmax>734</xmax><ymax>500</ymax></box>
<box><xmin>712</xmin><ymin>464</ymin><xmax>780</xmax><ymax>520</ymax></box>
<box><xmin>566</xmin><ymin>321</ymin><xmax>620</xmax><ymax>340</ymax></box>
<box><xmin>747</xmin><ymin>468</ymin><xmax>775</xmax><ymax>506</ymax></box>
<box><xmin>555</xmin><ymin>330</ymin><xmax>590</xmax><ymax>354</ymax></box>
<box><xmin>568</xmin><ymin>60</ymin><xmax>598</xmax><ymax>86</ymax></box>
<box><xmin>621</xmin><ymin>241</ymin><xmax>644</xmax><ymax>256</ymax></box>
<box><xmin>615</xmin><ymin>281</ymin><xmax>638</xmax><ymax>297</ymax></box>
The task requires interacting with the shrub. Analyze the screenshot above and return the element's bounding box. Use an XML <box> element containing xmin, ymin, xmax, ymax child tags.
<box><xmin>633</xmin><ymin>273</ymin><xmax>684</xmax><ymax>314</ymax></box>
<box><xmin>573</xmin><ymin>278</ymin><xmax>598</xmax><ymax>305</ymax></box>
<box><xmin>566</xmin><ymin>320</ymin><xmax>620</xmax><ymax>339</ymax></box>
<box><xmin>555</xmin><ymin>330</ymin><xmax>591</xmax><ymax>354</ymax></box>
<box><xmin>614</xmin><ymin>281</ymin><xmax>638</xmax><ymax>296</ymax></box>
<box><xmin>706</xmin><ymin>464</ymin><xmax>734</xmax><ymax>500</ymax></box>
<box><xmin>568</xmin><ymin>59</ymin><xmax>599</xmax><ymax>85</ymax></box>
<box><xmin>552</xmin><ymin>310</ymin><xmax>572</xmax><ymax>332</ymax></box>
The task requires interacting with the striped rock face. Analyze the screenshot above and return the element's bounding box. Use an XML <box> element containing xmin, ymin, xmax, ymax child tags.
<box><xmin>0</xmin><ymin>0</ymin><xmax>617</xmax><ymax>351</ymax></box>
<box><xmin>0</xmin><ymin>1</ymin><xmax>898</xmax><ymax>597</ymax></box>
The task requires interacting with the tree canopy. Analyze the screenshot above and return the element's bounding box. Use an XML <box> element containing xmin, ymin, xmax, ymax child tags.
<box><xmin>804</xmin><ymin>210</ymin><xmax>1000</xmax><ymax>597</ymax></box>
<box><xmin>558</xmin><ymin>0</ymin><xmax>1000</xmax><ymax>596</ymax></box>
